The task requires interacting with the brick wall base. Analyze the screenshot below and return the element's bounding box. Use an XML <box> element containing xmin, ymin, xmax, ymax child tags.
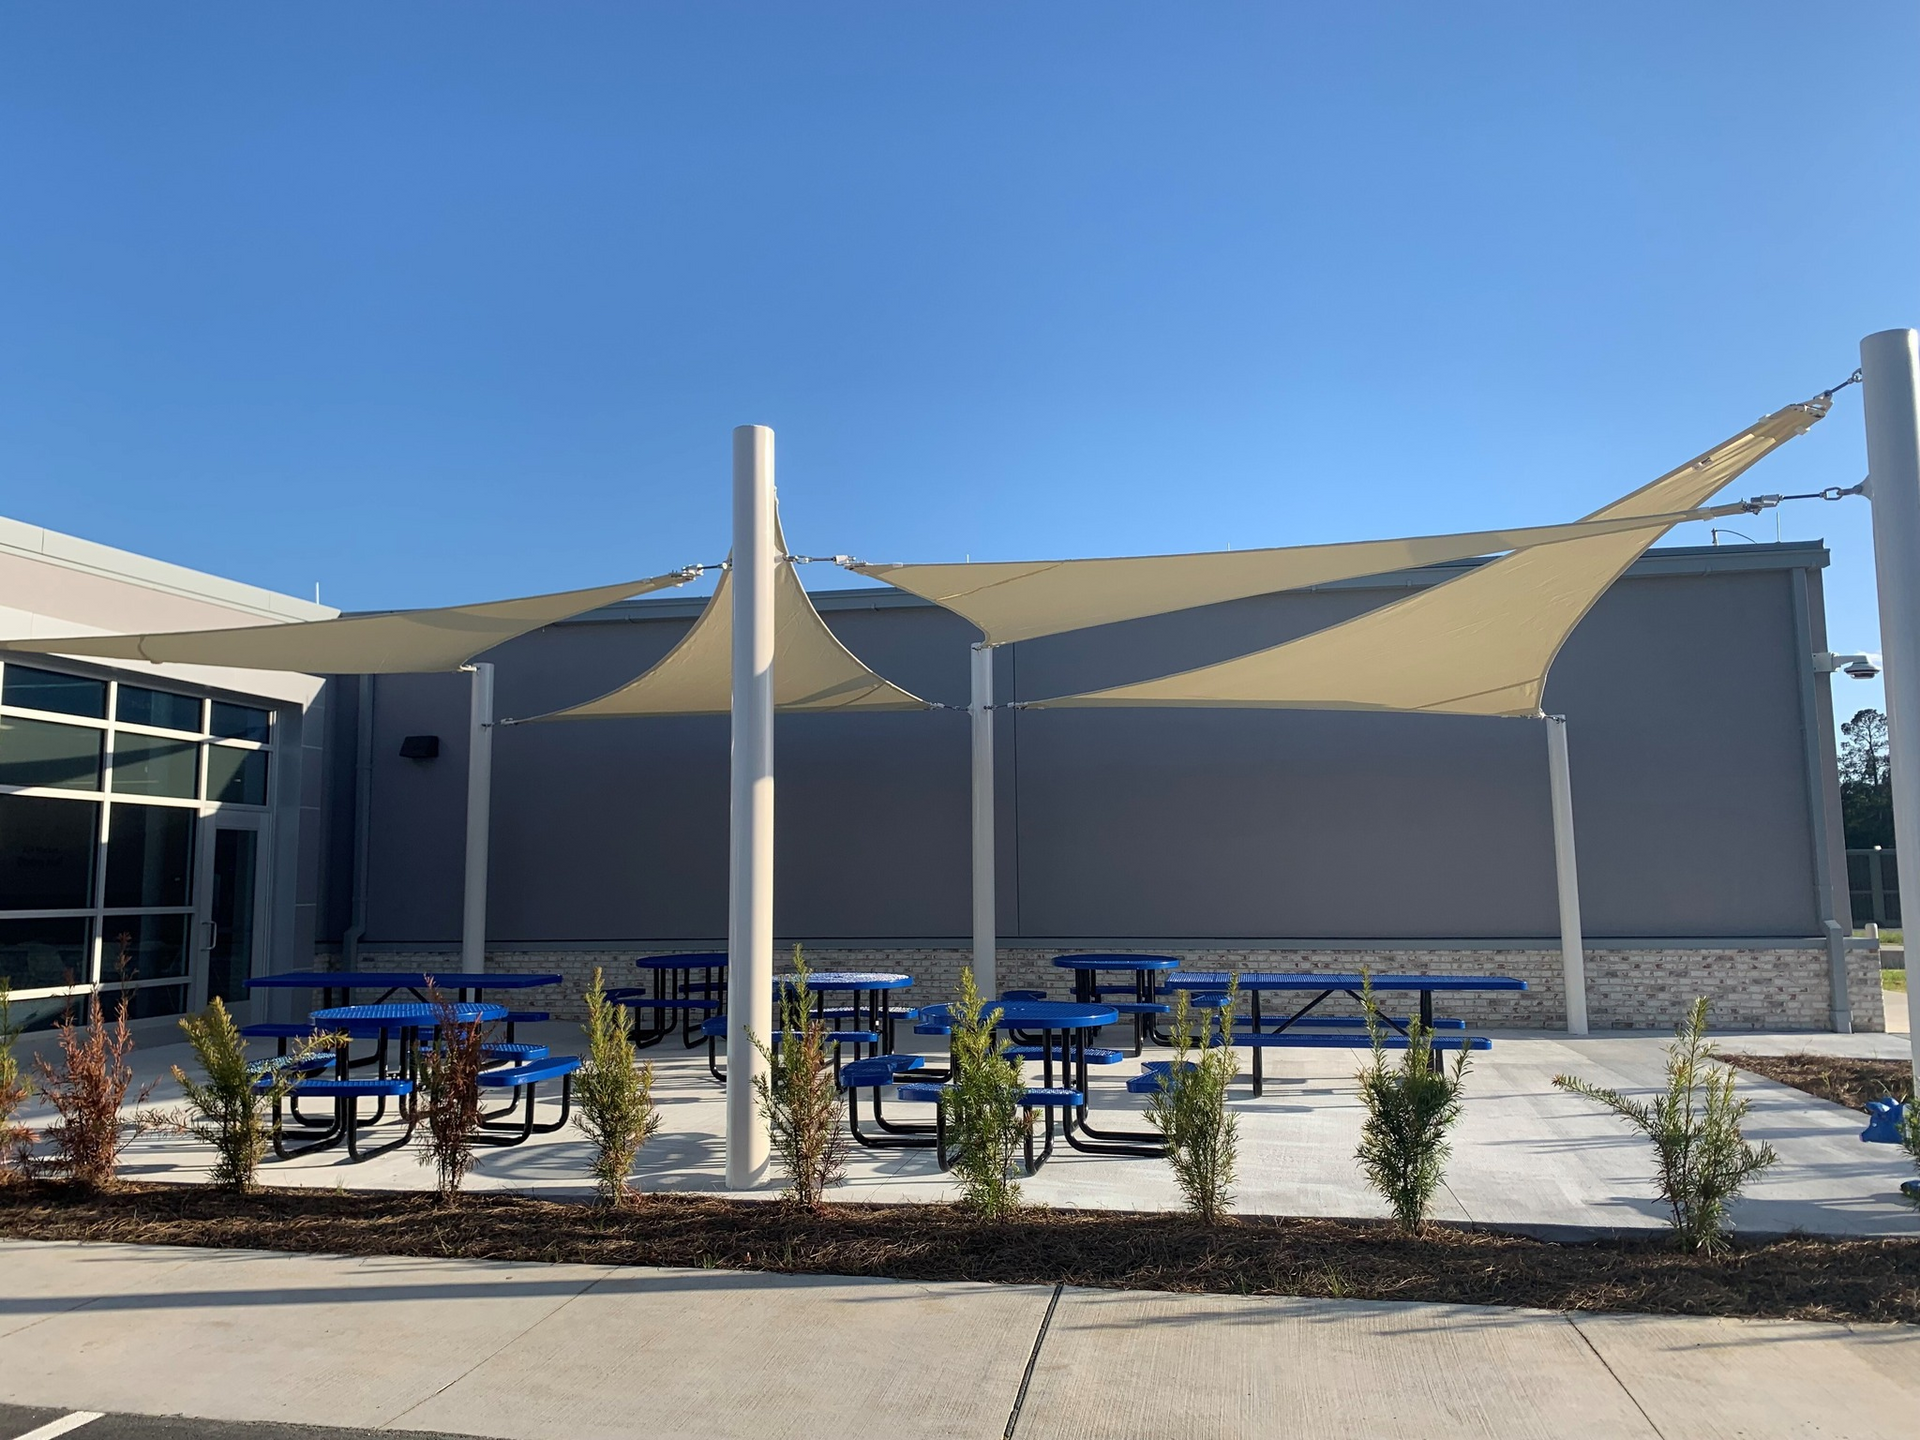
<box><xmin>336</xmin><ymin>943</ymin><xmax>1883</xmax><ymax>1034</ymax></box>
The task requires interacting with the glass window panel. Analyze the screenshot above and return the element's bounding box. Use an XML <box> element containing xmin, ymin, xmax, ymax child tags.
<box><xmin>0</xmin><ymin>915</ymin><xmax>90</xmax><ymax>991</ymax></box>
<box><xmin>209</xmin><ymin>701</ymin><xmax>271</xmax><ymax>743</ymax></box>
<box><xmin>0</xmin><ymin>794</ymin><xmax>99</xmax><ymax>909</ymax></box>
<box><xmin>98</xmin><ymin>913</ymin><xmax>189</xmax><ymax>982</ymax></box>
<box><xmin>99</xmin><ymin>982</ymin><xmax>189</xmax><ymax>1021</ymax></box>
<box><xmin>111</xmin><ymin>734</ymin><xmax>199</xmax><ymax>798</ymax></box>
<box><xmin>0</xmin><ymin>716</ymin><xmax>103</xmax><ymax>791</ymax></box>
<box><xmin>1</xmin><ymin>664</ymin><xmax>106</xmax><ymax>719</ymax></box>
<box><xmin>116</xmin><ymin>685</ymin><xmax>202</xmax><ymax>733</ymax></box>
<box><xmin>104</xmin><ymin>803</ymin><xmax>194</xmax><ymax>908</ymax></box>
<box><xmin>206</xmin><ymin>747</ymin><xmax>268</xmax><ymax>806</ymax></box>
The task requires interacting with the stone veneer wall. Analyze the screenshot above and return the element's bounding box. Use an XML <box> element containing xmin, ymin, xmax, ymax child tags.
<box><xmin>342</xmin><ymin>943</ymin><xmax>1883</xmax><ymax>1033</ymax></box>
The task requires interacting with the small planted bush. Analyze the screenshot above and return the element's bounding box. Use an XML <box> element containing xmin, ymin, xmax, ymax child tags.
<box><xmin>1146</xmin><ymin>980</ymin><xmax>1240</xmax><ymax>1225</ymax></box>
<box><xmin>577</xmin><ymin>967</ymin><xmax>660</xmax><ymax>1206</ymax></box>
<box><xmin>1355</xmin><ymin>978</ymin><xmax>1471</xmax><ymax>1235</ymax></box>
<box><xmin>0</xmin><ymin>981</ymin><xmax>32</xmax><ymax>1180</ymax></box>
<box><xmin>1901</xmin><ymin>1102</ymin><xmax>1920</xmax><ymax>1210</ymax></box>
<box><xmin>418</xmin><ymin>984</ymin><xmax>486</xmax><ymax>1204</ymax></box>
<box><xmin>166</xmin><ymin>998</ymin><xmax>340</xmax><ymax>1193</ymax></box>
<box><xmin>944</xmin><ymin>967</ymin><xmax>1027</xmax><ymax>1219</ymax></box>
<box><xmin>1555</xmin><ymin>996</ymin><xmax>1777</xmax><ymax>1253</ymax></box>
<box><xmin>32</xmin><ymin>986</ymin><xmax>154</xmax><ymax>1189</ymax></box>
<box><xmin>752</xmin><ymin>946</ymin><xmax>845</xmax><ymax>1208</ymax></box>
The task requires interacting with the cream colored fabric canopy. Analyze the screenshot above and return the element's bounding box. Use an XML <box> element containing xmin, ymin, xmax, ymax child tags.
<box><xmin>6</xmin><ymin>573</ymin><xmax>694</xmax><ymax>674</ymax></box>
<box><xmin>525</xmin><ymin>548</ymin><xmax>927</xmax><ymax>720</ymax></box>
<box><xmin>850</xmin><ymin>506</ymin><xmax>1750</xmax><ymax>646</ymax></box>
<box><xmin>1026</xmin><ymin>395</ymin><xmax>1830</xmax><ymax>717</ymax></box>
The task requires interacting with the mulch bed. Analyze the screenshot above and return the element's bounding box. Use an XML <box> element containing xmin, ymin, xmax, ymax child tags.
<box><xmin>3</xmin><ymin>1181</ymin><xmax>1917</xmax><ymax>1325</ymax></box>
<box><xmin>1719</xmin><ymin>1052</ymin><xmax>1914</xmax><ymax>1110</ymax></box>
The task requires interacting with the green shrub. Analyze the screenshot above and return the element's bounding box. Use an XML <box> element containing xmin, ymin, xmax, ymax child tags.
<box><xmin>0</xmin><ymin>981</ymin><xmax>31</xmax><ymax>1180</ymax></box>
<box><xmin>1899</xmin><ymin>1096</ymin><xmax>1920</xmax><ymax>1211</ymax></box>
<box><xmin>1355</xmin><ymin>978</ymin><xmax>1470</xmax><ymax>1235</ymax></box>
<box><xmin>1554</xmin><ymin>996</ymin><xmax>1776</xmax><ymax>1253</ymax></box>
<box><xmin>168</xmin><ymin>998</ymin><xmax>341</xmax><ymax>1193</ymax></box>
<box><xmin>577</xmin><ymin>968</ymin><xmax>660</xmax><ymax>1205</ymax></box>
<box><xmin>1146</xmin><ymin>980</ymin><xmax>1240</xmax><ymax>1224</ymax></box>
<box><xmin>944</xmin><ymin>966</ymin><xmax>1027</xmax><ymax>1219</ymax></box>
<box><xmin>417</xmin><ymin>984</ymin><xmax>486</xmax><ymax>1204</ymax></box>
<box><xmin>752</xmin><ymin>946</ymin><xmax>845</xmax><ymax>1208</ymax></box>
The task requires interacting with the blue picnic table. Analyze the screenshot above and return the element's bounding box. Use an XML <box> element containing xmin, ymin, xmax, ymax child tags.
<box><xmin>248</xmin><ymin>970</ymin><xmax>560</xmax><ymax>1007</ymax></box>
<box><xmin>915</xmin><ymin>999</ymin><xmax>1162</xmax><ymax>1163</ymax></box>
<box><xmin>1163</xmin><ymin>971</ymin><xmax>1526</xmax><ymax>1096</ymax></box>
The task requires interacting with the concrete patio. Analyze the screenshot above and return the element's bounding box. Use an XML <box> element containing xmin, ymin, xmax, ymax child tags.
<box><xmin>20</xmin><ymin>1007</ymin><xmax>1919</xmax><ymax>1239</ymax></box>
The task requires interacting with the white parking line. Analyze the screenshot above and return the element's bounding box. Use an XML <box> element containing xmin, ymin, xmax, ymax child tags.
<box><xmin>14</xmin><ymin>1414</ymin><xmax>104</xmax><ymax>1440</ymax></box>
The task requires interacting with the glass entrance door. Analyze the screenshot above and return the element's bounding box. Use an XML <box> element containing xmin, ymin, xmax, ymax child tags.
<box><xmin>195</xmin><ymin>814</ymin><xmax>267</xmax><ymax>1012</ymax></box>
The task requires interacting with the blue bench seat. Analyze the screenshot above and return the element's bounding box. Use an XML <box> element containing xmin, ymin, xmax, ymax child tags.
<box><xmin>279</xmin><ymin>1076</ymin><xmax>413</xmax><ymax>1098</ymax></box>
<box><xmin>1020</xmin><ymin>1087</ymin><xmax>1083</xmax><ymax>1108</ymax></box>
<box><xmin>819</xmin><ymin>1004</ymin><xmax>921</xmax><ymax>1021</ymax></box>
<box><xmin>246</xmin><ymin>1053</ymin><xmax>333</xmax><ymax>1080</ymax></box>
<box><xmin>482</xmin><ymin>1041</ymin><xmax>550</xmax><ymax>1063</ymax></box>
<box><xmin>475</xmin><ymin>1055</ymin><xmax>580</xmax><ymax>1145</ymax></box>
<box><xmin>478</xmin><ymin>1055</ymin><xmax>581</xmax><ymax>1088</ymax></box>
<box><xmin>895</xmin><ymin>1082</ymin><xmax>950</xmax><ymax>1105</ymax></box>
<box><xmin>1230</xmin><ymin>1014</ymin><xmax>1467</xmax><ymax>1031</ymax></box>
<box><xmin>504</xmin><ymin>1010</ymin><xmax>549</xmax><ymax>1024</ymax></box>
<box><xmin>612</xmin><ymin>995</ymin><xmax>722</xmax><ymax>1011</ymax></box>
<box><xmin>839</xmin><ymin>1054</ymin><xmax>925</xmax><ymax>1089</ymax></box>
<box><xmin>1126</xmin><ymin>1059</ymin><xmax>1200</xmax><ymax>1094</ymax></box>
<box><xmin>1006</xmin><ymin>1045</ymin><xmax>1125</xmax><ymax>1065</ymax></box>
<box><xmin>1233</xmin><ymin>1032</ymin><xmax>1490</xmax><ymax>1051</ymax></box>
<box><xmin>1107</xmin><ymin>1001</ymin><xmax>1171</xmax><ymax>1016</ymax></box>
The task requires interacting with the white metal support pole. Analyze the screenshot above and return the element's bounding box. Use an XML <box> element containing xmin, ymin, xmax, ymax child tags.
<box><xmin>726</xmin><ymin>424</ymin><xmax>776</xmax><ymax>1189</ymax></box>
<box><xmin>1545</xmin><ymin>715</ymin><xmax>1589</xmax><ymax>1035</ymax></box>
<box><xmin>460</xmin><ymin>662</ymin><xmax>493</xmax><ymax>975</ymax></box>
<box><xmin>971</xmin><ymin>643</ymin><xmax>996</xmax><ymax>999</ymax></box>
<box><xmin>1859</xmin><ymin>328</ymin><xmax>1920</xmax><ymax>1083</ymax></box>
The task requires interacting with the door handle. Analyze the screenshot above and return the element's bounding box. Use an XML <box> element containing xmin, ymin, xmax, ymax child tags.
<box><xmin>202</xmin><ymin>920</ymin><xmax>218</xmax><ymax>952</ymax></box>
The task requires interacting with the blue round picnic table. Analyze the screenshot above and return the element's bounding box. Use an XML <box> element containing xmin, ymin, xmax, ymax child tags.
<box><xmin>311</xmin><ymin>1001</ymin><xmax>506</xmax><ymax>1027</ymax></box>
<box><xmin>916</xmin><ymin>999</ymin><xmax>1159</xmax><ymax>1161</ymax></box>
<box><xmin>623</xmin><ymin>953</ymin><xmax>730</xmax><ymax>1051</ymax></box>
<box><xmin>777</xmin><ymin>972</ymin><xmax>914</xmax><ymax>1054</ymax></box>
<box><xmin>298</xmin><ymin>1001</ymin><xmax>508</xmax><ymax>1128</ymax></box>
<box><xmin>1050</xmin><ymin>954</ymin><xmax>1181</xmax><ymax>1053</ymax></box>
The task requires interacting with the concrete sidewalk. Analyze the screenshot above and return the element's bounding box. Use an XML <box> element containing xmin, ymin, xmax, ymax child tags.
<box><xmin>1</xmin><ymin>1240</ymin><xmax>1914</xmax><ymax>1439</ymax></box>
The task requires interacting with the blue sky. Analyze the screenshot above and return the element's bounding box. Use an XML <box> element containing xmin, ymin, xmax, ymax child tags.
<box><xmin>0</xmin><ymin>4</ymin><xmax>1914</xmax><ymax>719</ymax></box>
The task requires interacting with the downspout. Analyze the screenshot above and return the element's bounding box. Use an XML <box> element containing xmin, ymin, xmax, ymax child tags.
<box><xmin>340</xmin><ymin>675</ymin><xmax>374</xmax><ymax>976</ymax></box>
<box><xmin>1789</xmin><ymin>568</ymin><xmax>1852</xmax><ymax>1032</ymax></box>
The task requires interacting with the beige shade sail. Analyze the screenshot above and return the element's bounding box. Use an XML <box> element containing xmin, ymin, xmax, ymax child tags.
<box><xmin>4</xmin><ymin>572</ymin><xmax>695</xmax><ymax>675</ymax></box>
<box><xmin>525</xmin><ymin>533</ymin><xmax>928</xmax><ymax>720</ymax></box>
<box><xmin>1028</xmin><ymin>395</ymin><xmax>1830</xmax><ymax>717</ymax></box>
<box><xmin>850</xmin><ymin>506</ymin><xmax>1753</xmax><ymax>647</ymax></box>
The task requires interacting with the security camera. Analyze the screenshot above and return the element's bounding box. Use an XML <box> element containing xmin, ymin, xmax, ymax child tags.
<box><xmin>1814</xmin><ymin>651</ymin><xmax>1880</xmax><ymax>679</ymax></box>
<box><xmin>1844</xmin><ymin>657</ymin><xmax>1880</xmax><ymax>680</ymax></box>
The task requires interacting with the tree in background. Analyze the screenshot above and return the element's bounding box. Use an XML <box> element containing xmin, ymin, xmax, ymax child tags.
<box><xmin>1841</xmin><ymin>708</ymin><xmax>1894</xmax><ymax>850</ymax></box>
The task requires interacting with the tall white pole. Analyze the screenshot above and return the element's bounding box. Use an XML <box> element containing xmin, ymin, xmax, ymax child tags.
<box><xmin>726</xmin><ymin>425</ymin><xmax>776</xmax><ymax>1189</ymax></box>
<box><xmin>971</xmin><ymin>643</ymin><xmax>996</xmax><ymax>998</ymax></box>
<box><xmin>1545</xmin><ymin>715</ymin><xmax>1589</xmax><ymax>1035</ymax></box>
<box><xmin>1859</xmin><ymin>329</ymin><xmax>1920</xmax><ymax>1083</ymax></box>
<box><xmin>460</xmin><ymin>661</ymin><xmax>493</xmax><ymax>975</ymax></box>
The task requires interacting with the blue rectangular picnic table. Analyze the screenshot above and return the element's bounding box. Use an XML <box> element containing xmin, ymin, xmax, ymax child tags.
<box><xmin>247</xmin><ymin>970</ymin><xmax>561</xmax><ymax>1009</ymax></box>
<box><xmin>1164</xmin><ymin>971</ymin><xmax>1526</xmax><ymax>1096</ymax></box>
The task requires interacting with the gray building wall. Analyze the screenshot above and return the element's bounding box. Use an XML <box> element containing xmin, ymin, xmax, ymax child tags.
<box><xmin>323</xmin><ymin>541</ymin><xmax>1847</xmax><ymax>958</ymax></box>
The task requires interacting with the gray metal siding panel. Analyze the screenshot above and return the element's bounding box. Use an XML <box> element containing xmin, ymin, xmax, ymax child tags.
<box><xmin>351</xmin><ymin>550</ymin><xmax>1831</xmax><ymax>948</ymax></box>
